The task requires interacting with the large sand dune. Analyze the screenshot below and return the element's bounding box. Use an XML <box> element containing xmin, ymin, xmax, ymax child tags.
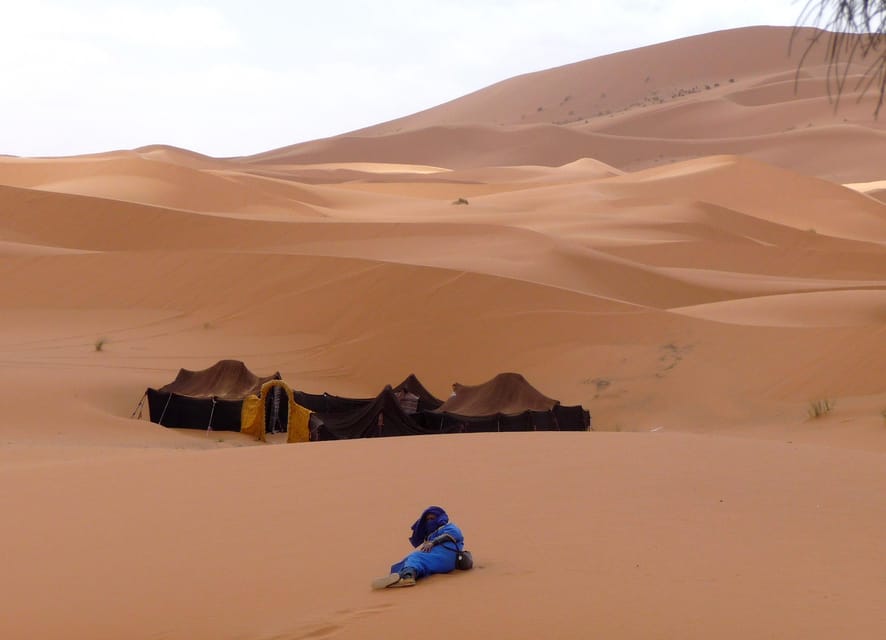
<box><xmin>248</xmin><ymin>27</ymin><xmax>885</xmax><ymax>182</ymax></box>
<box><xmin>0</xmin><ymin>25</ymin><xmax>883</xmax><ymax>640</ymax></box>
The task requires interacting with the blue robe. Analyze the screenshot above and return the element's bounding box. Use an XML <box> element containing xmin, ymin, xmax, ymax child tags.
<box><xmin>390</xmin><ymin>522</ymin><xmax>464</xmax><ymax>578</ymax></box>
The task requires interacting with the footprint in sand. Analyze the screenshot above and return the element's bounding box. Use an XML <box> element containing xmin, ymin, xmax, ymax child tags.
<box><xmin>279</xmin><ymin>603</ymin><xmax>396</xmax><ymax>640</ymax></box>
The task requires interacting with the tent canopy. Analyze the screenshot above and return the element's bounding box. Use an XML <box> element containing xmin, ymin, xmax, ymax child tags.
<box><xmin>147</xmin><ymin>360</ymin><xmax>287</xmax><ymax>432</ymax></box>
<box><xmin>437</xmin><ymin>372</ymin><xmax>558</xmax><ymax>416</ymax></box>
<box><xmin>158</xmin><ymin>359</ymin><xmax>281</xmax><ymax>400</ymax></box>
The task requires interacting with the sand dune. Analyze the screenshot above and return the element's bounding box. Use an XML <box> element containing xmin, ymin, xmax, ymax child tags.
<box><xmin>245</xmin><ymin>119</ymin><xmax>886</xmax><ymax>182</ymax></box>
<box><xmin>0</xmin><ymin>23</ymin><xmax>884</xmax><ymax>640</ymax></box>
<box><xmin>350</xmin><ymin>27</ymin><xmax>870</xmax><ymax>134</ymax></box>
<box><xmin>248</xmin><ymin>27</ymin><xmax>884</xmax><ymax>182</ymax></box>
<box><xmin>0</xmin><ymin>154</ymin><xmax>325</xmax><ymax>217</ymax></box>
<box><xmin>845</xmin><ymin>179</ymin><xmax>886</xmax><ymax>205</ymax></box>
<box><xmin>672</xmin><ymin>288</ymin><xmax>886</xmax><ymax>327</ymax></box>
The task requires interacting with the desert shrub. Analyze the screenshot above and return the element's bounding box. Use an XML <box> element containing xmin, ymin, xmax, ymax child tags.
<box><xmin>808</xmin><ymin>398</ymin><xmax>834</xmax><ymax>418</ymax></box>
<box><xmin>94</xmin><ymin>338</ymin><xmax>106</xmax><ymax>352</ymax></box>
<box><xmin>452</xmin><ymin>197</ymin><xmax>469</xmax><ymax>205</ymax></box>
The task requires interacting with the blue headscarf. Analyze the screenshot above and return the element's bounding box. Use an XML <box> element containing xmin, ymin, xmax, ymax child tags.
<box><xmin>409</xmin><ymin>506</ymin><xmax>449</xmax><ymax>547</ymax></box>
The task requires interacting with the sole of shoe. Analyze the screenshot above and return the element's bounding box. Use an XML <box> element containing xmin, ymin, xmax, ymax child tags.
<box><xmin>371</xmin><ymin>573</ymin><xmax>402</xmax><ymax>590</ymax></box>
<box><xmin>388</xmin><ymin>575</ymin><xmax>416</xmax><ymax>588</ymax></box>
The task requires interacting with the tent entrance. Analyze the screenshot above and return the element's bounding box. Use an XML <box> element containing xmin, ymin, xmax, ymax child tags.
<box><xmin>241</xmin><ymin>380</ymin><xmax>311</xmax><ymax>444</ymax></box>
<box><xmin>264</xmin><ymin>385</ymin><xmax>290</xmax><ymax>434</ymax></box>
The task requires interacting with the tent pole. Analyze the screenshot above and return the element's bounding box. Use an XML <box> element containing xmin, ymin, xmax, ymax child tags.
<box><xmin>130</xmin><ymin>392</ymin><xmax>147</xmax><ymax>419</ymax></box>
<box><xmin>207</xmin><ymin>397</ymin><xmax>216</xmax><ymax>432</ymax></box>
<box><xmin>157</xmin><ymin>393</ymin><xmax>173</xmax><ymax>426</ymax></box>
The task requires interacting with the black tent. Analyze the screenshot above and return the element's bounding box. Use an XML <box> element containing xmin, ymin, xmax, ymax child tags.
<box><xmin>393</xmin><ymin>374</ymin><xmax>444</xmax><ymax>411</ymax></box>
<box><xmin>412</xmin><ymin>404</ymin><xmax>590</xmax><ymax>433</ymax></box>
<box><xmin>146</xmin><ymin>360</ymin><xmax>282</xmax><ymax>431</ymax></box>
<box><xmin>311</xmin><ymin>386</ymin><xmax>426</xmax><ymax>440</ymax></box>
<box><xmin>422</xmin><ymin>372</ymin><xmax>591</xmax><ymax>432</ymax></box>
<box><xmin>310</xmin><ymin>378</ymin><xmax>590</xmax><ymax>441</ymax></box>
<box><xmin>294</xmin><ymin>373</ymin><xmax>443</xmax><ymax>416</ymax></box>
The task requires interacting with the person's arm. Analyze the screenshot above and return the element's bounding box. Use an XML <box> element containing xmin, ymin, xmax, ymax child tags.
<box><xmin>417</xmin><ymin>533</ymin><xmax>455</xmax><ymax>552</ymax></box>
<box><xmin>427</xmin><ymin>524</ymin><xmax>464</xmax><ymax>549</ymax></box>
<box><xmin>438</xmin><ymin>523</ymin><xmax>464</xmax><ymax>546</ymax></box>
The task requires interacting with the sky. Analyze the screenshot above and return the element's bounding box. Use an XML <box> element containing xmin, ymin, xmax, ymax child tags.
<box><xmin>0</xmin><ymin>0</ymin><xmax>812</xmax><ymax>158</ymax></box>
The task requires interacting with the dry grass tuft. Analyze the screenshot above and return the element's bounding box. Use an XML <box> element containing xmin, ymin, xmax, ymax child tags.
<box><xmin>807</xmin><ymin>398</ymin><xmax>834</xmax><ymax>419</ymax></box>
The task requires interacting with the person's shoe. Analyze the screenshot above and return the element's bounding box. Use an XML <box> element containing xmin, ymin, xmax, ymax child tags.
<box><xmin>371</xmin><ymin>569</ymin><xmax>417</xmax><ymax>590</ymax></box>
<box><xmin>371</xmin><ymin>573</ymin><xmax>401</xmax><ymax>589</ymax></box>
<box><xmin>390</xmin><ymin>569</ymin><xmax>417</xmax><ymax>588</ymax></box>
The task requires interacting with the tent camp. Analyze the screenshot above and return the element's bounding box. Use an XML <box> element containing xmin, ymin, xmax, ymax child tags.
<box><xmin>308</xmin><ymin>372</ymin><xmax>590</xmax><ymax>439</ymax></box>
<box><xmin>144</xmin><ymin>360</ymin><xmax>311</xmax><ymax>443</ymax></box>
<box><xmin>142</xmin><ymin>366</ymin><xmax>589</xmax><ymax>442</ymax></box>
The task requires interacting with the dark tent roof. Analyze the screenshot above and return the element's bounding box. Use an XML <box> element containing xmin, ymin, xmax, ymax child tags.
<box><xmin>392</xmin><ymin>374</ymin><xmax>444</xmax><ymax>410</ymax></box>
<box><xmin>437</xmin><ymin>372</ymin><xmax>558</xmax><ymax>416</ymax></box>
<box><xmin>312</xmin><ymin>386</ymin><xmax>425</xmax><ymax>440</ymax></box>
<box><xmin>157</xmin><ymin>359</ymin><xmax>281</xmax><ymax>401</ymax></box>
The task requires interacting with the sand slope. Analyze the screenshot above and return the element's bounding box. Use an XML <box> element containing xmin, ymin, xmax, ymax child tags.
<box><xmin>2</xmin><ymin>433</ymin><xmax>884</xmax><ymax>640</ymax></box>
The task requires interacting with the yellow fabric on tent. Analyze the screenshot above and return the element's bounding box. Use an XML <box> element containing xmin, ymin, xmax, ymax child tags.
<box><xmin>287</xmin><ymin>403</ymin><xmax>312</xmax><ymax>444</ymax></box>
<box><xmin>241</xmin><ymin>394</ymin><xmax>266</xmax><ymax>441</ymax></box>
<box><xmin>240</xmin><ymin>380</ymin><xmax>311</xmax><ymax>443</ymax></box>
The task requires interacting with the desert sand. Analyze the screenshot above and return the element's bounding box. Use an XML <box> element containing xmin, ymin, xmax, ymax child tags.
<box><xmin>0</xmin><ymin>26</ymin><xmax>883</xmax><ymax>639</ymax></box>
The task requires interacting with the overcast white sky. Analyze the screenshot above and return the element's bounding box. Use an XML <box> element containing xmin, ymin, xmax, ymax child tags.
<box><xmin>0</xmin><ymin>1</ymin><xmax>811</xmax><ymax>157</ymax></box>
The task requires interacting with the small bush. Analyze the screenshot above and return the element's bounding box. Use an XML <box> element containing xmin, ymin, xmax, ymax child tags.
<box><xmin>94</xmin><ymin>338</ymin><xmax>106</xmax><ymax>352</ymax></box>
<box><xmin>452</xmin><ymin>197</ymin><xmax>469</xmax><ymax>205</ymax></box>
<box><xmin>808</xmin><ymin>398</ymin><xmax>834</xmax><ymax>419</ymax></box>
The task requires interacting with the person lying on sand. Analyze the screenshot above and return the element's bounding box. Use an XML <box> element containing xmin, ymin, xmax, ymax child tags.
<box><xmin>372</xmin><ymin>506</ymin><xmax>466</xmax><ymax>589</ymax></box>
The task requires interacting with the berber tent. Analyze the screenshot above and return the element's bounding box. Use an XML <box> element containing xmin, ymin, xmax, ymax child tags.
<box><xmin>144</xmin><ymin>360</ymin><xmax>311</xmax><ymax>443</ymax></box>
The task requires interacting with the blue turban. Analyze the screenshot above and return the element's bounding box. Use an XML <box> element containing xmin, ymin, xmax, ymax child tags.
<box><xmin>409</xmin><ymin>506</ymin><xmax>449</xmax><ymax>547</ymax></box>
